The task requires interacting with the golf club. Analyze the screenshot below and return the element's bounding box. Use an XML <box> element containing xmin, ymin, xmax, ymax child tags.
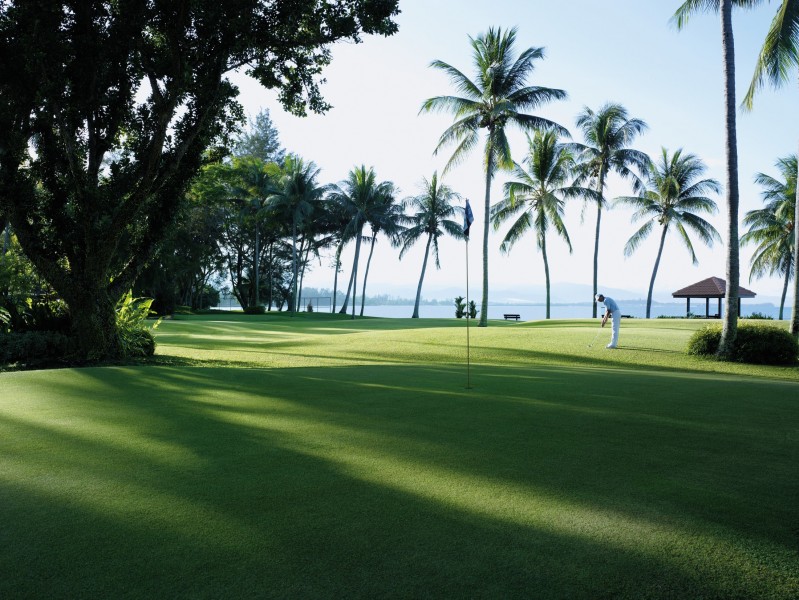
<box><xmin>587</xmin><ymin>325</ymin><xmax>603</xmax><ymax>348</ymax></box>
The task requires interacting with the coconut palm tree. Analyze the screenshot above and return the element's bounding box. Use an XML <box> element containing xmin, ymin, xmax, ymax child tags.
<box><xmin>743</xmin><ymin>0</ymin><xmax>799</xmax><ymax>335</ymax></box>
<box><xmin>741</xmin><ymin>155</ymin><xmax>797</xmax><ymax>319</ymax></box>
<box><xmin>615</xmin><ymin>148</ymin><xmax>721</xmax><ymax>319</ymax></box>
<box><xmin>490</xmin><ymin>131</ymin><xmax>593</xmax><ymax>319</ymax></box>
<box><xmin>421</xmin><ymin>26</ymin><xmax>568</xmax><ymax>327</ymax></box>
<box><xmin>266</xmin><ymin>154</ymin><xmax>325</xmax><ymax>313</ymax></box>
<box><xmin>672</xmin><ymin>0</ymin><xmax>762</xmax><ymax>355</ymax></box>
<box><xmin>359</xmin><ymin>182</ymin><xmax>404</xmax><ymax>316</ymax></box>
<box><xmin>328</xmin><ymin>165</ymin><xmax>393</xmax><ymax>319</ymax></box>
<box><xmin>398</xmin><ymin>172</ymin><xmax>465</xmax><ymax>318</ymax></box>
<box><xmin>568</xmin><ymin>103</ymin><xmax>649</xmax><ymax>318</ymax></box>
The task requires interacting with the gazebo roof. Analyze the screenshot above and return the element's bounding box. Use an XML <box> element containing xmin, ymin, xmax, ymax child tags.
<box><xmin>672</xmin><ymin>276</ymin><xmax>756</xmax><ymax>299</ymax></box>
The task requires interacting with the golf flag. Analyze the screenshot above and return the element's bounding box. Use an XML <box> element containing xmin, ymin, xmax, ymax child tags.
<box><xmin>463</xmin><ymin>199</ymin><xmax>474</xmax><ymax>237</ymax></box>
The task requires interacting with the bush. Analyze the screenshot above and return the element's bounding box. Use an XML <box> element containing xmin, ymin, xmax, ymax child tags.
<box><xmin>454</xmin><ymin>296</ymin><xmax>465</xmax><ymax>319</ymax></box>
<box><xmin>244</xmin><ymin>305</ymin><xmax>265</xmax><ymax>315</ymax></box>
<box><xmin>0</xmin><ymin>330</ymin><xmax>74</xmax><ymax>366</ymax></box>
<box><xmin>744</xmin><ymin>312</ymin><xmax>773</xmax><ymax>320</ymax></box>
<box><xmin>116</xmin><ymin>291</ymin><xmax>160</xmax><ymax>358</ymax></box>
<box><xmin>687</xmin><ymin>323</ymin><xmax>798</xmax><ymax>365</ymax></box>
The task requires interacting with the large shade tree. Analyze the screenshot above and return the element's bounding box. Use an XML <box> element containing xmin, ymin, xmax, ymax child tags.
<box><xmin>569</xmin><ymin>103</ymin><xmax>649</xmax><ymax>318</ymax></box>
<box><xmin>672</xmin><ymin>0</ymin><xmax>761</xmax><ymax>355</ymax></box>
<box><xmin>743</xmin><ymin>0</ymin><xmax>799</xmax><ymax>335</ymax></box>
<box><xmin>614</xmin><ymin>148</ymin><xmax>721</xmax><ymax>319</ymax></box>
<box><xmin>398</xmin><ymin>172</ymin><xmax>464</xmax><ymax>319</ymax></box>
<box><xmin>421</xmin><ymin>26</ymin><xmax>567</xmax><ymax>327</ymax></box>
<box><xmin>491</xmin><ymin>131</ymin><xmax>592</xmax><ymax>319</ymax></box>
<box><xmin>741</xmin><ymin>154</ymin><xmax>797</xmax><ymax>320</ymax></box>
<box><xmin>0</xmin><ymin>0</ymin><xmax>399</xmax><ymax>360</ymax></box>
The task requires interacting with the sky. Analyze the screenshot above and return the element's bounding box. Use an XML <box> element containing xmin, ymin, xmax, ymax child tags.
<box><xmin>229</xmin><ymin>0</ymin><xmax>797</xmax><ymax>304</ymax></box>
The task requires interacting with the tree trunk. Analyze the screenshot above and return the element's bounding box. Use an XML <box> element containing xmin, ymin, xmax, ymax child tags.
<box><xmin>66</xmin><ymin>284</ymin><xmax>123</xmax><ymax>361</ymax></box>
<box><xmin>646</xmin><ymin>225</ymin><xmax>669</xmax><ymax>319</ymax></box>
<box><xmin>718</xmin><ymin>0</ymin><xmax>741</xmax><ymax>358</ymax></box>
<box><xmin>790</xmin><ymin>120</ymin><xmax>799</xmax><ymax>336</ymax></box>
<box><xmin>332</xmin><ymin>239</ymin><xmax>344</xmax><ymax>312</ymax></box>
<box><xmin>298</xmin><ymin>240</ymin><xmax>311</xmax><ymax>312</ymax></box>
<box><xmin>338</xmin><ymin>259</ymin><xmax>356</xmax><ymax>314</ymax></box>
<box><xmin>592</xmin><ymin>168</ymin><xmax>606</xmax><ymax>319</ymax></box>
<box><xmin>291</xmin><ymin>220</ymin><xmax>298</xmax><ymax>314</ymax></box>
<box><xmin>541</xmin><ymin>233</ymin><xmax>551</xmax><ymax>319</ymax></box>
<box><xmin>780</xmin><ymin>262</ymin><xmax>790</xmax><ymax>321</ymax></box>
<box><xmin>480</xmin><ymin>137</ymin><xmax>493</xmax><ymax>327</ymax></box>
<box><xmin>360</xmin><ymin>234</ymin><xmax>377</xmax><ymax>317</ymax></box>
<box><xmin>350</xmin><ymin>228</ymin><xmax>363</xmax><ymax>319</ymax></box>
<box><xmin>412</xmin><ymin>234</ymin><xmax>433</xmax><ymax>318</ymax></box>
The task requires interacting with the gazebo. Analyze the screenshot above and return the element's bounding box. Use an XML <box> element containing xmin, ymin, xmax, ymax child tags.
<box><xmin>672</xmin><ymin>276</ymin><xmax>756</xmax><ymax>318</ymax></box>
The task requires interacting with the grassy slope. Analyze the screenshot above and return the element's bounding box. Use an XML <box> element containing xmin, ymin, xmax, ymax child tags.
<box><xmin>1</xmin><ymin>315</ymin><xmax>798</xmax><ymax>599</ymax></box>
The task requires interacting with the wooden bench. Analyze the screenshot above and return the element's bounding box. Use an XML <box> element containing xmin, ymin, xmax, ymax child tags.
<box><xmin>503</xmin><ymin>313</ymin><xmax>521</xmax><ymax>321</ymax></box>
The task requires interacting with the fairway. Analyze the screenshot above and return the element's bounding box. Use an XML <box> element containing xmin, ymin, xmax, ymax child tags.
<box><xmin>1</xmin><ymin>315</ymin><xmax>798</xmax><ymax>599</ymax></box>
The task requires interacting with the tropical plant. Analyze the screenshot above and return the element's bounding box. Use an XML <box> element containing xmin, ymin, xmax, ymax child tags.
<box><xmin>741</xmin><ymin>155</ymin><xmax>797</xmax><ymax>319</ymax></box>
<box><xmin>398</xmin><ymin>172</ymin><xmax>464</xmax><ymax>318</ymax></box>
<box><xmin>743</xmin><ymin>0</ymin><xmax>799</xmax><ymax>336</ymax></box>
<box><xmin>615</xmin><ymin>148</ymin><xmax>721</xmax><ymax>319</ymax></box>
<box><xmin>359</xmin><ymin>182</ymin><xmax>404</xmax><ymax>316</ymax></box>
<box><xmin>568</xmin><ymin>103</ymin><xmax>649</xmax><ymax>318</ymax></box>
<box><xmin>672</xmin><ymin>0</ymin><xmax>762</xmax><ymax>355</ymax></box>
<box><xmin>328</xmin><ymin>166</ymin><xmax>395</xmax><ymax>318</ymax></box>
<box><xmin>491</xmin><ymin>131</ymin><xmax>591</xmax><ymax>319</ymax></box>
<box><xmin>421</xmin><ymin>26</ymin><xmax>567</xmax><ymax>327</ymax></box>
<box><xmin>454</xmin><ymin>295</ymin><xmax>466</xmax><ymax>318</ymax></box>
<box><xmin>233</xmin><ymin>109</ymin><xmax>286</xmax><ymax>164</ymax></box>
<box><xmin>115</xmin><ymin>291</ymin><xmax>160</xmax><ymax>358</ymax></box>
<box><xmin>266</xmin><ymin>154</ymin><xmax>326</xmax><ymax>313</ymax></box>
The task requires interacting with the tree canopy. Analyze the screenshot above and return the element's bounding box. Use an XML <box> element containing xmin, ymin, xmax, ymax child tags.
<box><xmin>0</xmin><ymin>0</ymin><xmax>399</xmax><ymax>360</ymax></box>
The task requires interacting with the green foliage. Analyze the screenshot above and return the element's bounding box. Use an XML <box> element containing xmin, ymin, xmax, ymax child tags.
<box><xmin>244</xmin><ymin>305</ymin><xmax>266</xmax><ymax>315</ymax></box>
<box><xmin>687</xmin><ymin>323</ymin><xmax>798</xmax><ymax>365</ymax></box>
<box><xmin>468</xmin><ymin>300</ymin><xmax>478</xmax><ymax>319</ymax></box>
<box><xmin>744</xmin><ymin>312</ymin><xmax>774</xmax><ymax>320</ymax></box>
<box><xmin>454</xmin><ymin>296</ymin><xmax>466</xmax><ymax>318</ymax></box>
<box><xmin>115</xmin><ymin>292</ymin><xmax>159</xmax><ymax>358</ymax></box>
<box><xmin>0</xmin><ymin>330</ymin><xmax>74</xmax><ymax>366</ymax></box>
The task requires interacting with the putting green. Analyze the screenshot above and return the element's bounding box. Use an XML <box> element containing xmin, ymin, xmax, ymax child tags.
<box><xmin>1</xmin><ymin>315</ymin><xmax>797</xmax><ymax>599</ymax></box>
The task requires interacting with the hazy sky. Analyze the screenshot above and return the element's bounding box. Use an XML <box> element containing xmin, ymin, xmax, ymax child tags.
<box><xmin>230</xmin><ymin>1</ymin><xmax>797</xmax><ymax>303</ymax></box>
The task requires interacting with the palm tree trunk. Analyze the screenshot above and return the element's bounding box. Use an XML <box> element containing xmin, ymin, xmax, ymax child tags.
<box><xmin>646</xmin><ymin>226</ymin><xmax>669</xmax><ymax>319</ymax></box>
<box><xmin>790</xmin><ymin>123</ymin><xmax>799</xmax><ymax>336</ymax></box>
<box><xmin>291</xmin><ymin>220</ymin><xmax>298</xmax><ymax>315</ymax></box>
<box><xmin>360</xmin><ymin>234</ymin><xmax>377</xmax><ymax>316</ymax></box>
<box><xmin>413</xmin><ymin>233</ymin><xmax>433</xmax><ymax>318</ymax></box>
<box><xmin>298</xmin><ymin>239</ymin><xmax>310</xmax><ymax>312</ymax></box>
<box><xmin>718</xmin><ymin>0</ymin><xmax>741</xmax><ymax>358</ymax></box>
<box><xmin>780</xmin><ymin>262</ymin><xmax>790</xmax><ymax>321</ymax></box>
<box><xmin>351</xmin><ymin>229</ymin><xmax>363</xmax><ymax>319</ymax></box>
<box><xmin>479</xmin><ymin>140</ymin><xmax>493</xmax><ymax>327</ymax></box>
<box><xmin>592</xmin><ymin>168</ymin><xmax>606</xmax><ymax>319</ymax></box>
<box><xmin>338</xmin><ymin>262</ymin><xmax>355</xmax><ymax>314</ymax></box>
<box><xmin>332</xmin><ymin>239</ymin><xmax>344</xmax><ymax>313</ymax></box>
<box><xmin>540</xmin><ymin>233</ymin><xmax>551</xmax><ymax>319</ymax></box>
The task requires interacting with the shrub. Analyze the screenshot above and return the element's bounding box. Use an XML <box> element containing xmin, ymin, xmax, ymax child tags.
<box><xmin>454</xmin><ymin>296</ymin><xmax>465</xmax><ymax>319</ymax></box>
<box><xmin>744</xmin><ymin>312</ymin><xmax>773</xmax><ymax>320</ymax></box>
<box><xmin>0</xmin><ymin>330</ymin><xmax>74</xmax><ymax>366</ymax></box>
<box><xmin>306</xmin><ymin>302</ymin><xmax>314</xmax><ymax>313</ymax></box>
<box><xmin>243</xmin><ymin>305</ymin><xmax>265</xmax><ymax>315</ymax></box>
<box><xmin>687</xmin><ymin>323</ymin><xmax>798</xmax><ymax>365</ymax></box>
<box><xmin>116</xmin><ymin>291</ymin><xmax>160</xmax><ymax>358</ymax></box>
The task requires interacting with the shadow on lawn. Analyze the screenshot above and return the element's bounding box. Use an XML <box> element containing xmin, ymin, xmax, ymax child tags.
<box><xmin>2</xmin><ymin>363</ymin><xmax>798</xmax><ymax>599</ymax></box>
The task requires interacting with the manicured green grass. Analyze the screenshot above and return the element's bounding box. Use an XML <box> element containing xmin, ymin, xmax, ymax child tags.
<box><xmin>1</xmin><ymin>315</ymin><xmax>798</xmax><ymax>598</ymax></box>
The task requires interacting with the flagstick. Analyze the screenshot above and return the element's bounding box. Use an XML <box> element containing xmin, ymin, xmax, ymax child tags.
<box><xmin>465</xmin><ymin>234</ymin><xmax>472</xmax><ymax>389</ymax></box>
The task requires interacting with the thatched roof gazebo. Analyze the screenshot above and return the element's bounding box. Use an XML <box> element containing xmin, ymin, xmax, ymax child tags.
<box><xmin>672</xmin><ymin>276</ymin><xmax>756</xmax><ymax>318</ymax></box>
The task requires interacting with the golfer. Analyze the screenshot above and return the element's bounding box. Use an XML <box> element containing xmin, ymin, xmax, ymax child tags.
<box><xmin>595</xmin><ymin>293</ymin><xmax>620</xmax><ymax>349</ymax></box>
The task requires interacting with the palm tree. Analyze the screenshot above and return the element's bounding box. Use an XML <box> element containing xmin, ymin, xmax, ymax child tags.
<box><xmin>741</xmin><ymin>155</ymin><xmax>797</xmax><ymax>319</ymax></box>
<box><xmin>398</xmin><ymin>172</ymin><xmax>465</xmax><ymax>318</ymax></box>
<box><xmin>359</xmin><ymin>182</ymin><xmax>404</xmax><ymax>316</ymax></box>
<box><xmin>569</xmin><ymin>103</ymin><xmax>649</xmax><ymax>318</ymax></box>
<box><xmin>328</xmin><ymin>165</ymin><xmax>392</xmax><ymax>319</ymax></box>
<box><xmin>421</xmin><ymin>26</ymin><xmax>567</xmax><ymax>327</ymax></box>
<box><xmin>673</xmin><ymin>0</ymin><xmax>762</xmax><ymax>355</ymax></box>
<box><xmin>743</xmin><ymin>0</ymin><xmax>799</xmax><ymax>335</ymax></box>
<box><xmin>490</xmin><ymin>131</ymin><xmax>592</xmax><ymax>319</ymax></box>
<box><xmin>615</xmin><ymin>148</ymin><xmax>721</xmax><ymax>319</ymax></box>
<box><xmin>266</xmin><ymin>154</ymin><xmax>325</xmax><ymax>313</ymax></box>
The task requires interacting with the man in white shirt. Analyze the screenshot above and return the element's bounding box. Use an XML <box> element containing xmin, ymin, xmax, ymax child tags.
<box><xmin>596</xmin><ymin>293</ymin><xmax>620</xmax><ymax>349</ymax></box>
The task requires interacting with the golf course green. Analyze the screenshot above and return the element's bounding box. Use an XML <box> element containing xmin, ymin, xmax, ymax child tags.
<box><xmin>1</xmin><ymin>314</ymin><xmax>798</xmax><ymax>599</ymax></box>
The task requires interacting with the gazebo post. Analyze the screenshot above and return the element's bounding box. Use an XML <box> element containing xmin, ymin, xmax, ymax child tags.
<box><xmin>706</xmin><ymin>297</ymin><xmax>710</xmax><ymax>318</ymax></box>
<box><xmin>718</xmin><ymin>298</ymin><xmax>722</xmax><ymax>318</ymax></box>
<box><xmin>686</xmin><ymin>298</ymin><xmax>690</xmax><ymax>316</ymax></box>
<box><xmin>738</xmin><ymin>298</ymin><xmax>741</xmax><ymax>317</ymax></box>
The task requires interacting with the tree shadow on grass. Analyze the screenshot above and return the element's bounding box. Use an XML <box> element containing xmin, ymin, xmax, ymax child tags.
<box><xmin>2</xmin><ymin>363</ymin><xmax>798</xmax><ymax>599</ymax></box>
